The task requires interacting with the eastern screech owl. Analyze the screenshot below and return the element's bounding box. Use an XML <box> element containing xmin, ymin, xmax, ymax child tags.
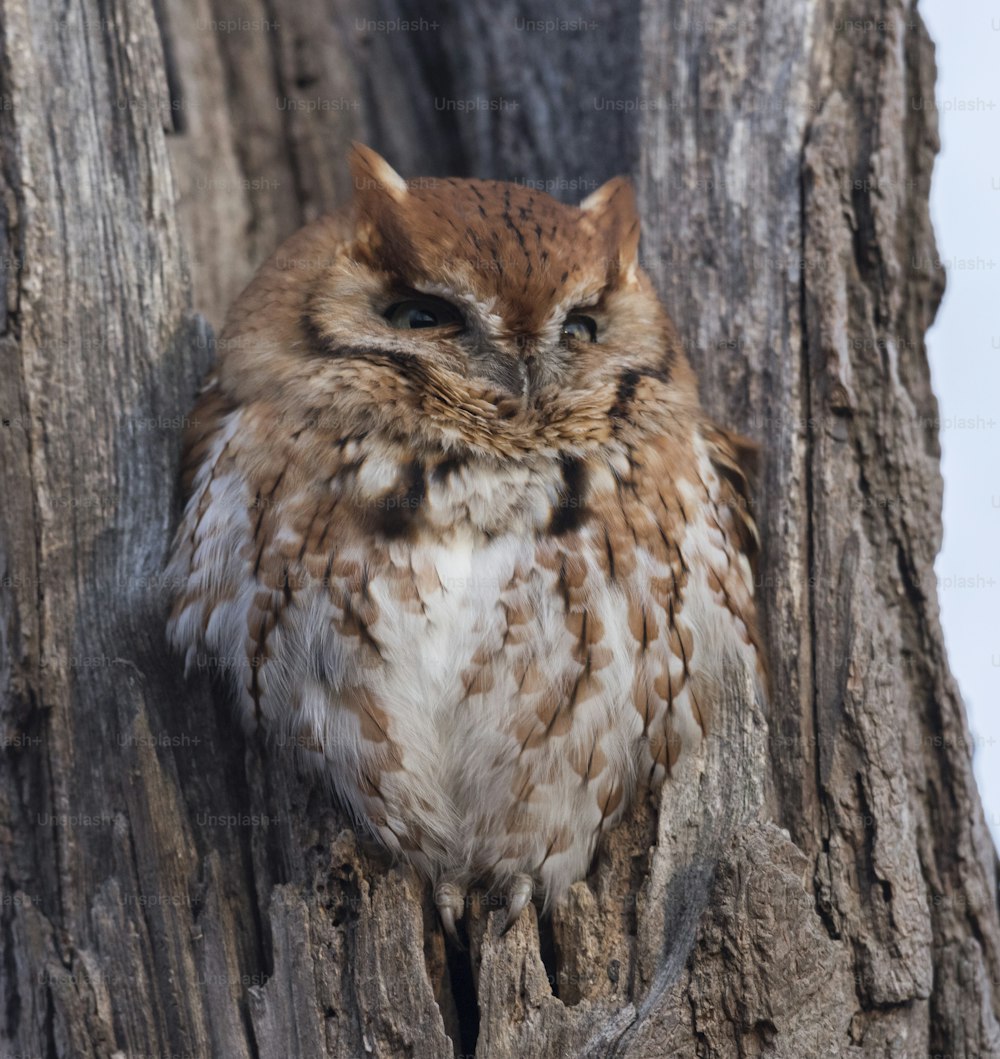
<box><xmin>166</xmin><ymin>144</ymin><xmax>762</xmax><ymax>937</ymax></box>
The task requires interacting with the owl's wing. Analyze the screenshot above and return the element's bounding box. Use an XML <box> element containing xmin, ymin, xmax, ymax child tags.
<box><xmin>702</xmin><ymin>422</ymin><xmax>761</xmax><ymax>571</ymax></box>
<box><xmin>166</xmin><ymin>387</ymin><xmax>413</xmax><ymax>807</ymax></box>
<box><xmin>166</xmin><ymin>377</ymin><xmax>353</xmax><ymax>723</ymax></box>
<box><xmin>613</xmin><ymin>423</ymin><xmax>763</xmax><ymax>791</ymax></box>
<box><xmin>166</xmin><ymin>374</ymin><xmax>244</xmax><ymax>675</ymax></box>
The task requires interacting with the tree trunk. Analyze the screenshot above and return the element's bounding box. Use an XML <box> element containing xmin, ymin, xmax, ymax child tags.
<box><xmin>1</xmin><ymin>1</ymin><xmax>996</xmax><ymax>1056</ymax></box>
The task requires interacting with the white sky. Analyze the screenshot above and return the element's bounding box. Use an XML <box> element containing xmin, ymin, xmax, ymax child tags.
<box><xmin>920</xmin><ymin>0</ymin><xmax>1000</xmax><ymax>845</ymax></box>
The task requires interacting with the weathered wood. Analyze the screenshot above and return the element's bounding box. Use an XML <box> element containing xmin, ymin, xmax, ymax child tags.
<box><xmin>1</xmin><ymin>0</ymin><xmax>997</xmax><ymax>1056</ymax></box>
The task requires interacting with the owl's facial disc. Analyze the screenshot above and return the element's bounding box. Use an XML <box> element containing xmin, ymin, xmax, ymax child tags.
<box><xmin>343</xmin><ymin>145</ymin><xmax>654</xmax><ymax>390</ymax></box>
<box><xmin>270</xmin><ymin>145</ymin><xmax>688</xmax><ymax>446</ymax></box>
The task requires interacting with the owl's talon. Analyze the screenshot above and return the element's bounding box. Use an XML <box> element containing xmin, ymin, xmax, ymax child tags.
<box><xmin>439</xmin><ymin>905</ymin><xmax>461</xmax><ymax>946</ymax></box>
<box><xmin>435</xmin><ymin>880</ymin><xmax>466</xmax><ymax>946</ymax></box>
<box><xmin>501</xmin><ymin>873</ymin><xmax>534</xmax><ymax>934</ymax></box>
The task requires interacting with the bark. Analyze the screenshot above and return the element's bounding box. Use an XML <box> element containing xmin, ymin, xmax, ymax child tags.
<box><xmin>1</xmin><ymin>0</ymin><xmax>996</xmax><ymax>1056</ymax></box>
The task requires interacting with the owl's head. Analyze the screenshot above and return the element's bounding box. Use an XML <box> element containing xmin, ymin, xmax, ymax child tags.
<box><xmin>217</xmin><ymin>144</ymin><xmax>696</xmax><ymax>459</ymax></box>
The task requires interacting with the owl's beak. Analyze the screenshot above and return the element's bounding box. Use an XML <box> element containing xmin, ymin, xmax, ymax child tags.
<box><xmin>477</xmin><ymin>349</ymin><xmax>537</xmax><ymax>402</ymax></box>
<box><xmin>520</xmin><ymin>356</ymin><xmax>540</xmax><ymax>398</ymax></box>
<box><xmin>517</xmin><ymin>358</ymin><xmax>531</xmax><ymax>400</ymax></box>
<box><xmin>510</xmin><ymin>354</ymin><xmax>542</xmax><ymax>402</ymax></box>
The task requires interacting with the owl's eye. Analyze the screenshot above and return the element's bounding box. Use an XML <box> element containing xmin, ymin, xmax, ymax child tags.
<box><xmin>562</xmin><ymin>314</ymin><xmax>598</xmax><ymax>342</ymax></box>
<box><xmin>384</xmin><ymin>297</ymin><xmax>464</xmax><ymax>331</ymax></box>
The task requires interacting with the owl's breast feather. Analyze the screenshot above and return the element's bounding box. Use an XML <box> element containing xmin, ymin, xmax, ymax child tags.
<box><xmin>166</xmin><ymin>408</ymin><xmax>760</xmax><ymax>907</ymax></box>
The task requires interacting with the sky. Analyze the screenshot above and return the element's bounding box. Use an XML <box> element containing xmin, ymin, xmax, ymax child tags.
<box><xmin>920</xmin><ymin>0</ymin><xmax>1000</xmax><ymax>845</ymax></box>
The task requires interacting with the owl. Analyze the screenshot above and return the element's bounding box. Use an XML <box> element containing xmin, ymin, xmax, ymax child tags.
<box><xmin>166</xmin><ymin>144</ymin><xmax>762</xmax><ymax>939</ymax></box>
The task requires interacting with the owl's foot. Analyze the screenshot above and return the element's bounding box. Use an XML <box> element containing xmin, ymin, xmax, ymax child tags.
<box><xmin>435</xmin><ymin>879</ymin><xmax>466</xmax><ymax>946</ymax></box>
<box><xmin>501</xmin><ymin>873</ymin><xmax>534</xmax><ymax>934</ymax></box>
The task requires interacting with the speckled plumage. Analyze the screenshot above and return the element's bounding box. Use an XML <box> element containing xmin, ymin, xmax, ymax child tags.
<box><xmin>166</xmin><ymin>145</ymin><xmax>762</xmax><ymax>934</ymax></box>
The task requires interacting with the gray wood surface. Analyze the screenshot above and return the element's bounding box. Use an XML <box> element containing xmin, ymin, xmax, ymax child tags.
<box><xmin>1</xmin><ymin>0</ymin><xmax>996</xmax><ymax>1055</ymax></box>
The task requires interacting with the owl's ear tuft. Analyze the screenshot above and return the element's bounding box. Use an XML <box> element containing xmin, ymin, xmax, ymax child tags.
<box><xmin>580</xmin><ymin>175</ymin><xmax>640</xmax><ymax>281</ymax></box>
<box><xmin>348</xmin><ymin>143</ymin><xmax>420</xmax><ymax>276</ymax></box>
<box><xmin>349</xmin><ymin>142</ymin><xmax>409</xmax><ymax>205</ymax></box>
